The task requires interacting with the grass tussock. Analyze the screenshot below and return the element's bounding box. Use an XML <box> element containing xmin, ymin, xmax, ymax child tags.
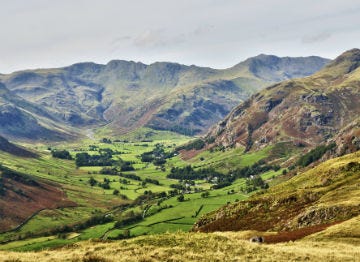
<box><xmin>0</xmin><ymin>231</ymin><xmax>359</xmax><ymax>262</ymax></box>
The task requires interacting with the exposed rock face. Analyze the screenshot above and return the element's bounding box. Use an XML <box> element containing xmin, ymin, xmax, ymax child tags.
<box><xmin>207</xmin><ymin>49</ymin><xmax>360</xmax><ymax>150</ymax></box>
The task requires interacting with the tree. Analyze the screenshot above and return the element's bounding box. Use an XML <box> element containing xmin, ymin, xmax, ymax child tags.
<box><xmin>113</xmin><ymin>189</ymin><xmax>119</xmax><ymax>195</ymax></box>
<box><xmin>89</xmin><ymin>177</ymin><xmax>97</xmax><ymax>187</ymax></box>
<box><xmin>177</xmin><ymin>194</ymin><xmax>185</xmax><ymax>202</ymax></box>
<box><xmin>201</xmin><ymin>191</ymin><xmax>210</xmax><ymax>198</ymax></box>
<box><xmin>51</xmin><ymin>149</ymin><xmax>72</xmax><ymax>160</ymax></box>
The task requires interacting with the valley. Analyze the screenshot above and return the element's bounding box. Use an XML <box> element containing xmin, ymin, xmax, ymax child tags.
<box><xmin>0</xmin><ymin>130</ymin><xmax>286</xmax><ymax>251</ymax></box>
<box><xmin>0</xmin><ymin>49</ymin><xmax>359</xmax><ymax>261</ymax></box>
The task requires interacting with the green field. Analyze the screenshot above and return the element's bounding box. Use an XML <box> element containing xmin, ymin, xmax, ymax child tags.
<box><xmin>0</xmin><ymin>131</ymin><xmax>284</xmax><ymax>251</ymax></box>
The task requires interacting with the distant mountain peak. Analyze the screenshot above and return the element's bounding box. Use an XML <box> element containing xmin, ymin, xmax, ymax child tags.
<box><xmin>230</xmin><ymin>54</ymin><xmax>330</xmax><ymax>82</ymax></box>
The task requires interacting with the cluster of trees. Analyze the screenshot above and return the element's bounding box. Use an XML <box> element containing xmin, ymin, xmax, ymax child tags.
<box><xmin>100</xmin><ymin>164</ymin><xmax>136</xmax><ymax>176</ymax></box>
<box><xmin>118</xmin><ymin>160</ymin><xmax>135</xmax><ymax>171</ymax></box>
<box><xmin>99</xmin><ymin>178</ymin><xmax>111</xmax><ymax>189</ymax></box>
<box><xmin>119</xmin><ymin>178</ymin><xmax>129</xmax><ymax>184</ymax></box>
<box><xmin>76</xmin><ymin>150</ymin><xmax>134</xmax><ymax>171</ymax></box>
<box><xmin>121</xmin><ymin>173</ymin><xmax>141</xmax><ymax>181</ymax></box>
<box><xmin>231</xmin><ymin>160</ymin><xmax>280</xmax><ymax>179</ymax></box>
<box><xmin>176</xmin><ymin>138</ymin><xmax>205</xmax><ymax>151</ymax></box>
<box><xmin>167</xmin><ymin>165</ymin><xmax>224</xmax><ymax>180</ymax></box>
<box><xmin>51</xmin><ymin>149</ymin><xmax>72</xmax><ymax>160</ymax></box>
<box><xmin>88</xmin><ymin>145</ymin><xmax>98</xmax><ymax>151</ymax></box>
<box><xmin>201</xmin><ymin>191</ymin><xmax>210</xmax><ymax>198</ymax></box>
<box><xmin>209</xmin><ymin>160</ymin><xmax>280</xmax><ymax>190</ymax></box>
<box><xmin>170</xmin><ymin>183</ymin><xmax>186</xmax><ymax>190</ymax></box>
<box><xmin>101</xmin><ymin>138</ymin><xmax>112</xmax><ymax>144</ymax></box>
<box><xmin>177</xmin><ymin>194</ymin><xmax>185</xmax><ymax>202</ymax></box>
<box><xmin>74</xmin><ymin>214</ymin><xmax>114</xmax><ymax>231</ymax></box>
<box><xmin>144</xmin><ymin>178</ymin><xmax>160</xmax><ymax>185</ymax></box>
<box><xmin>87</xmin><ymin>177</ymin><xmax>128</xmax><ymax>199</ymax></box>
<box><xmin>297</xmin><ymin>143</ymin><xmax>336</xmax><ymax>167</ymax></box>
<box><xmin>168</xmin><ymin>160</ymin><xmax>280</xmax><ymax>190</ymax></box>
<box><xmin>88</xmin><ymin>177</ymin><xmax>112</xmax><ymax>189</ymax></box>
<box><xmin>75</xmin><ymin>152</ymin><xmax>114</xmax><ymax>167</ymax></box>
<box><xmin>133</xmin><ymin>190</ymin><xmax>167</xmax><ymax>205</ymax></box>
<box><xmin>140</xmin><ymin>143</ymin><xmax>173</xmax><ymax>166</ymax></box>
<box><xmin>99</xmin><ymin>167</ymin><xmax>118</xmax><ymax>175</ymax></box>
<box><xmin>242</xmin><ymin>175</ymin><xmax>268</xmax><ymax>193</ymax></box>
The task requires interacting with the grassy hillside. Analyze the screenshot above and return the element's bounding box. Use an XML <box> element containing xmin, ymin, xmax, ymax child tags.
<box><xmin>0</xmin><ymin>136</ymin><xmax>37</xmax><ymax>157</ymax></box>
<box><xmin>194</xmin><ymin>150</ymin><xmax>360</xmax><ymax>234</ymax></box>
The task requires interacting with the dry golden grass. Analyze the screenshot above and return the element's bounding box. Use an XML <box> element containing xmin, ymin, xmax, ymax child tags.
<box><xmin>304</xmin><ymin>215</ymin><xmax>360</xmax><ymax>243</ymax></box>
<box><xmin>0</xmin><ymin>231</ymin><xmax>359</xmax><ymax>262</ymax></box>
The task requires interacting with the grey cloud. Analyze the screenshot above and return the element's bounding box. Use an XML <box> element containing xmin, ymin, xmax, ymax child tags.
<box><xmin>302</xmin><ymin>32</ymin><xmax>332</xmax><ymax>44</ymax></box>
<box><xmin>191</xmin><ymin>25</ymin><xmax>215</xmax><ymax>36</ymax></box>
<box><xmin>1</xmin><ymin>0</ymin><xmax>360</xmax><ymax>73</ymax></box>
<box><xmin>133</xmin><ymin>29</ymin><xmax>166</xmax><ymax>48</ymax></box>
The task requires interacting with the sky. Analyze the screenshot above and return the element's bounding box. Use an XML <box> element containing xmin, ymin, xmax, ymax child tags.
<box><xmin>1</xmin><ymin>0</ymin><xmax>360</xmax><ymax>73</ymax></box>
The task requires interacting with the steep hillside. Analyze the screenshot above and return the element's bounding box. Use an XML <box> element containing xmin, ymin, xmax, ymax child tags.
<box><xmin>0</xmin><ymin>136</ymin><xmax>37</xmax><ymax>158</ymax></box>
<box><xmin>0</xmin><ymin>83</ymin><xmax>77</xmax><ymax>141</ymax></box>
<box><xmin>193</xmin><ymin>150</ymin><xmax>360</xmax><ymax>233</ymax></box>
<box><xmin>0</xmin><ymin>55</ymin><xmax>329</xmax><ymax>139</ymax></box>
<box><xmin>0</xmin><ymin>165</ymin><xmax>76</xmax><ymax>232</ymax></box>
<box><xmin>208</xmin><ymin>49</ymin><xmax>360</xmax><ymax>151</ymax></box>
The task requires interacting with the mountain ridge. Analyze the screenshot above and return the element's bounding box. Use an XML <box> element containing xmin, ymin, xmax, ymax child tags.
<box><xmin>0</xmin><ymin>54</ymin><xmax>330</xmax><ymax>140</ymax></box>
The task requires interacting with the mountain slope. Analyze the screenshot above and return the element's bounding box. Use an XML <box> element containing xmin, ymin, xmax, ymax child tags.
<box><xmin>0</xmin><ymin>55</ymin><xmax>329</xmax><ymax>139</ymax></box>
<box><xmin>0</xmin><ymin>136</ymin><xmax>37</xmax><ymax>158</ymax></box>
<box><xmin>208</xmin><ymin>49</ymin><xmax>360</xmax><ymax>151</ymax></box>
<box><xmin>0</xmin><ymin>165</ymin><xmax>76</xmax><ymax>232</ymax></box>
<box><xmin>193</xmin><ymin>150</ymin><xmax>360</xmax><ymax>234</ymax></box>
<box><xmin>0</xmin><ymin>83</ymin><xmax>77</xmax><ymax>141</ymax></box>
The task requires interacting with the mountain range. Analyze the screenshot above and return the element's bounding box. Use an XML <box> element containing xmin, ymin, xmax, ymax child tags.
<box><xmin>0</xmin><ymin>55</ymin><xmax>329</xmax><ymax>140</ymax></box>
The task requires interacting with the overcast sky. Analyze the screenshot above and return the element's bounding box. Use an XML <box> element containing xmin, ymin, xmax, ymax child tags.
<box><xmin>1</xmin><ymin>0</ymin><xmax>360</xmax><ymax>73</ymax></box>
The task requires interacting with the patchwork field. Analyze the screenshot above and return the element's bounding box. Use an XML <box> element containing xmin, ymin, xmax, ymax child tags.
<box><xmin>0</xmin><ymin>130</ymin><xmax>286</xmax><ymax>251</ymax></box>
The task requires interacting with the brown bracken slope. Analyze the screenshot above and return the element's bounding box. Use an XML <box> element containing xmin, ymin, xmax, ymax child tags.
<box><xmin>0</xmin><ymin>166</ymin><xmax>76</xmax><ymax>232</ymax></box>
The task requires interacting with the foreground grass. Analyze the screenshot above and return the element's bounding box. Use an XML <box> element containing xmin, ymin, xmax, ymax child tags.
<box><xmin>0</xmin><ymin>231</ymin><xmax>358</xmax><ymax>262</ymax></box>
